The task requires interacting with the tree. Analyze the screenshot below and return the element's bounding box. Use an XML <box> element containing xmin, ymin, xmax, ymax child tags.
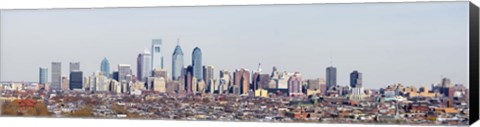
<box><xmin>69</xmin><ymin>106</ymin><xmax>93</xmax><ymax>117</ymax></box>
<box><xmin>1</xmin><ymin>101</ymin><xmax>18</xmax><ymax>116</ymax></box>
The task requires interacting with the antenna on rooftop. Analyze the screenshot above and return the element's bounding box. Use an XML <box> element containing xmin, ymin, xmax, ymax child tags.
<box><xmin>177</xmin><ymin>38</ymin><xmax>180</xmax><ymax>45</ymax></box>
<box><xmin>330</xmin><ymin>57</ymin><xmax>333</xmax><ymax>66</ymax></box>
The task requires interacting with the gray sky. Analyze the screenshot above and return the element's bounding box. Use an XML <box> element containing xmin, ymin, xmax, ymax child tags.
<box><xmin>0</xmin><ymin>2</ymin><xmax>470</xmax><ymax>89</ymax></box>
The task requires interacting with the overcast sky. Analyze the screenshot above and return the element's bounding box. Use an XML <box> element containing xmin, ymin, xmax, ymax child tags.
<box><xmin>0</xmin><ymin>2</ymin><xmax>470</xmax><ymax>89</ymax></box>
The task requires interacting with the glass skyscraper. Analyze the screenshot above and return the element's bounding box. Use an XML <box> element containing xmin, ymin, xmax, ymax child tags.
<box><xmin>172</xmin><ymin>43</ymin><xmax>184</xmax><ymax>80</ymax></box>
<box><xmin>39</xmin><ymin>67</ymin><xmax>48</xmax><ymax>84</ymax></box>
<box><xmin>140</xmin><ymin>49</ymin><xmax>152</xmax><ymax>81</ymax></box>
<box><xmin>101</xmin><ymin>58</ymin><xmax>110</xmax><ymax>77</ymax></box>
<box><xmin>350</xmin><ymin>70</ymin><xmax>362</xmax><ymax>88</ymax></box>
<box><xmin>326</xmin><ymin>66</ymin><xmax>337</xmax><ymax>90</ymax></box>
<box><xmin>192</xmin><ymin>47</ymin><xmax>203</xmax><ymax>81</ymax></box>
<box><xmin>69</xmin><ymin>70</ymin><xmax>83</xmax><ymax>90</ymax></box>
<box><xmin>151</xmin><ymin>39</ymin><xmax>164</xmax><ymax>70</ymax></box>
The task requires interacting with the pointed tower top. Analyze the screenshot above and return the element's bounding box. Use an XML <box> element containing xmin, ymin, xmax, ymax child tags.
<box><xmin>177</xmin><ymin>38</ymin><xmax>180</xmax><ymax>45</ymax></box>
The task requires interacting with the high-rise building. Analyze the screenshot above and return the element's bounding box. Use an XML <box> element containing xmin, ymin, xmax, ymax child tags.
<box><xmin>51</xmin><ymin>62</ymin><xmax>62</xmax><ymax>90</ymax></box>
<box><xmin>219</xmin><ymin>70</ymin><xmax>231</xmax><ymax>94</ymax></box>
<box><xmin>69</xmin><ymin>70</ymin><xmax>83</xmax><ymax>90</ymax></box>
<box><xmin>253</xmin><ymin>72</ymin><xmax>270</xmax><ymax>90</ymax></box>
<box><xmin>350</xmin><ymin>70</ymin><xmax>362</xmax><ymax>88</ymax></box>
<box><xmin>118</xmin><ymin>64</ymin><xmax>132</xmax><ymax>83</ymax></box>
<box><xmin>276</xmin><ymin>71</ymin><xmax>290</xmax><ymax>89</ymax></box>
<box><xmin>112</xmin><ymin>71</ymin><xmax>119</xmax><ymax>81</ymax></box>
<box><xmin>69</xmin><ymin>62</ymin><xmax>80</xmax><ymax>72</ymax></box>
<box><xmin>203</xmin><ymin>65</ymin><xmax>214</xmax><ymax>87</ymax></box>
<box><xmin>137</xmin><ymin>53</ymin><xmax>143</xmax><ymax>81</ymax></box>
<box><xmin>151</xmin><ymin>39</ymin><xmax>164</xmax><ymax>69</ymax></box>
<box><xmin>185</xmin><ymin>66</ymin><xmax>194</xmax><ymax>94</ymax></box>
<box><xmin>326</xmin><ymin>66</ymin><xmax>337</xmax><ymax>89</ymax></box>
<box><xmin>234</xmin><ymin>68</ymin><xmax>250</xmax><ymax>94</ymax></box>
<box><xmin>39</xmin><ymin>67</ymin><xmax>48</xmax><ymax>84</ymax></box>
<box><xmin>192</xmin><ymin>47</ymin><xmax>203</xmax><ymax>81</ymax></box>
<box><xmin>100</xmin><ymin>58</ymin><xmax>110</xmax><ymax>77</ymax></box>
<box><xmin>172</xmin><ymin>42</ymin><xmax>184</xmax><ymax>80</ymax></box>
<box><xmin>137</xmin><ymin>49</ymin><xmax>152</xmax><ymax>81</ymax></box>
<box><xmin>89</xmin><ymin>71</ymin><xmax>108</xmax><ymax>92</ymax></box>
<box><xmin>288</xmin><ymin>72</ymin><xmax>303</xmax><ymax>96</ymax></box>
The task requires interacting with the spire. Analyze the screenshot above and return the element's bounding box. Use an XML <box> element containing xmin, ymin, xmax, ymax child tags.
<box><xmin>257</xmin><ymin>63</ymin><xmax>262</xmax><ymax>73</ymax></box>
<box><xmin>330</xmin><ymin>57</ymin><xmax>333</xmax><ymax>66</ymax></box>
<box><xmin>177</xmin><ymin>38</ymin><xmax>180</xmax><ymax>45</ymax></box>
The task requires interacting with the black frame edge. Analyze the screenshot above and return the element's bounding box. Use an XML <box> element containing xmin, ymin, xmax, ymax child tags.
<box><xmin>469</xmin><ymin>1</ymin><xmax>479</xmax><ymax>125</ymax></box>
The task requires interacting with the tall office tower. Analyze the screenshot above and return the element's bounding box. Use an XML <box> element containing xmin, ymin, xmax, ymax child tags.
<box><xmin>277</xmin><ymin>71</ymin><xmax>290</xmax><ymax>89</ymax></box>
<box><xmin>172</xmin><ymin>42</ymin><xmax>184</xmax><ymax>80</ymax></box>
<box><xmin>252</xmin><ymin>72</ymin><xmax>270</xmax><ymax>90</ymax></box>
<box><xmin>233</xmin><ymin>68</ymin><xmax>250</xmax><ymax>94</ymax></box>
<box><xmin>441</xmin><ymin>77</ymin><xmax>452</xmax><ymax>87</ymax></box>
<box><xmin>151</xmin><ymin>39</ymin><xmax>164</xmax><ymax>69</ymax></box>
<box><xmin>137</xmin><ymin>49</ymin><xmax>152</xmax><ymax>81</ymax></box>
<box><xmin>152</xmin><ymin>68</ymin><xmax>168</xmax><ymax>79</ymax></box>
<box><xmin>350</xmin><ymin>70</ymin><xmax>362</xmax><ymax>88</ymax></box>
<box><xmin>252</xmin><ymin>72</ymin><xmax>260</xmax><ymax>90</ymax></box>
<box><xmin>118</xmin><ymin>64</ymin><xmax>132</xmax><ymax>83</ymax></box>
<box><xmin>100</xmin><ymin>58</ymin><xmax>110</xmax><ymax>77</ymax></box>
<box><xmin>39</xmin><ymin>67</ymin><xmax>48</xmax><ymax>84</ymax></box>
<box><xmin>192</xmin><ymin>47</ymin><xmax>203</xmax><ymax>80</ymax></box>
<box><xmin>89</xmin><ymin>71</ymin><xmax>108</xmax><ymax>92</ymax></box>
<box><xmin>69</xmin><ymin>62</ymin><xmax>80</xmax><ymax>72</ymax></box>
<box><xmin>288</xmin><ymin>72</ymin><xmax>303</xmax><ymax>96</ymax></box>
<box><xmin>219</xmin><ymin>70</ymin><xmax>231</xmax><ymax>93</ymax></box>
<box><xmin>69</xmin><ymin>70</ymin><xmax>83</xmax><ymax>90</ymax></box>
<box><xmin>440</xmin><ymin>77</ymin><xmax>453</xmax><ymax>96</ymax></box>
<box><xmin>137</xmin><ymin>53</ymin><xmax>143</xmax><ymax>81</ymax></box>
<box><xmin>112</xmin><ymin>71</ymin><xmax>119</xmax><ymax>81</ymax></box>
<box><xmin>326</xmin><ymin>66</ymin><xmax>337</xmax><ymax>90</ymax></box>
<box><xmin>51</xmin><ymin>62</ymin><xmax>62</xmax><ymax>91</ymax></box>
<box><xmin>203</xmin><ymin>65</ymin><xmax>214</xmax><ymax>87</ymax></box>
<box><xmin>185</xmin><ymin>66</ymin><xmax>194</xmax><ymax>94</ymax></box>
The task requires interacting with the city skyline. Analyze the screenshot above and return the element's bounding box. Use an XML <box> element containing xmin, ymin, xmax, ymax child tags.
<box><xmin>0</xmin><ymin>2</ymin><xmax>470</xmax><ymax>89</ymax></box>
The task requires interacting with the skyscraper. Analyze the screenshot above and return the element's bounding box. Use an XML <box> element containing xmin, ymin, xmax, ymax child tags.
<box><xmin>233</xmin><ymin>68</ymin><xmax>250</xmax><ymax>94</ymax></box>
<box><xmin>137</xmin><ymin>53</ymin><xmax>143</xmax><ymax>81</ymax></box>
<box><xmin>137</xmin><ymin>49</ymin><xmax>152</xmax><ymax>81</ymax></box>
<box><xmin>69</xmin><ymin>62</ymin><xmax>80</xmax><ymax>72</ymax></box>
<box><xmin>69</xmin><ymin>70</ymin><xmax>83</xmax><ymax>90</ymax></box>
<box><xmin>326</xmin><ymin>66</ymin><xmax>337</xmax><ymax>90</ymax></box>
<box><xmin>39</xmin><ymin>67</ymin><xmax>48</xmax><ymax>84</ymax></box>
<box><xmin>172</xmin><ymin>42</ymin><xmax>184</xmax><ymax>80</ymax></box>
<box><xmin>118</xmin><ymin>64</ymin><xmax>132</xmax><ymax>83</ymax></box>
<box><xmin>51</xmin><ymin>62</ymin><xmax>61</xmax><ymax>90</ymax></box>
<box><xmin>192</xmin><ymin>47</ymin><xmax>203</xmax><ymax>81</ymax></box>
<box><xmin>151</xmin><ymin>39</ymin><xmax>164</xmax><ymax>69</ymax></box>
<box><xmin>100</xmin><ymin>58</ymin><xmax>110</xmax><ymax>77</ymax></box>
<box><xmin>288</xmin><ymin>72</ymin><xmax>303</xmax><ymax>96</ymax></box>
<box><xmin>185</xmin><ymin>66</ymin><xmax>194</xmax><ymax>94</ymax></box>
<box><xmin>350</xmin><ymin>70</ymin><xmax>362</xmax><ymax>88</ymax></box>
<box><xmin>203</xmin><ymin>65</ymin><xmax>214</xmax><ymax>87</ymax></box>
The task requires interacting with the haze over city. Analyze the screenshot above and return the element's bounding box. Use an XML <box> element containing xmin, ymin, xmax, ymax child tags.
<box><xmin>0</xmin><ymin>2</ymin><xmax>469</xmax><ymax>89</ymax></box>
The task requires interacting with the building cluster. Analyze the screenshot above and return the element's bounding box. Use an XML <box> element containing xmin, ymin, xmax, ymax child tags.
<box><xmin>0</xmin><ymin>38</ymin><xmax>470</xmax><ymax>125</ymax></box>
